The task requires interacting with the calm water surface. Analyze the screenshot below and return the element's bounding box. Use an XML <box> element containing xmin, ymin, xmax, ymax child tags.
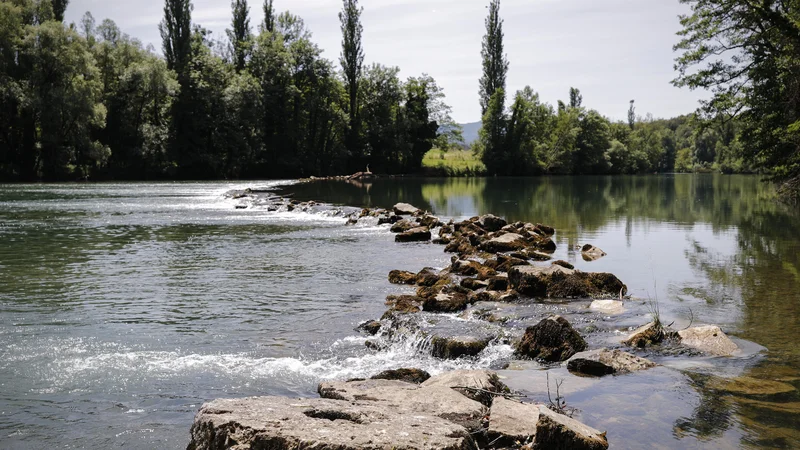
<box><xmin>1</xmin><ymin>175</ymin><xmax>799</xmax><ymax>449</ymax></box>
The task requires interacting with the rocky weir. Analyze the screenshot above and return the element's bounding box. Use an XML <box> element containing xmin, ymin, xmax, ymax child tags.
<box><xmin>186</xmin><ymin>189</ymin><xmax>775</xmax><ymax>450</ymax></box>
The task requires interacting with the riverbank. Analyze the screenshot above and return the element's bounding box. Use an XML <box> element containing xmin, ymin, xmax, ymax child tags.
<box><xmin>187</xmin><ymin>187</ymin><xmax>786</xmax><ymax>449</ymax></box>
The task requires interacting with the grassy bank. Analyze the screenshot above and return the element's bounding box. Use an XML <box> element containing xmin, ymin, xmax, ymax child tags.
<box><xmin>421</xmin><ymin>149</ymin><xmax>486</xmax><ymax>176</ymax></box>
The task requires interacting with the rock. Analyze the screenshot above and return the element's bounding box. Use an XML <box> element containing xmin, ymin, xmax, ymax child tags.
<box><xmin>479</xmin><ymin>214</ymin><xmax>508</xmax><ymax>232</ymax></box>
<box><xmin>318</xmin><ymin>378</ymin><xmax>487</xmax><ymax>432</ymax></box>
<box><xmin>371</xmin><ymin>368</ymin><xmax>431</xmax><ymax>384</ymax></box>
<box><xmin>706</xmin><ymin>376</ymin><xmax>796</xmax><ymax>396</ymax></box>
<box><xmin>451</xmin><ymin>259</ymin><xmax>497</xmax><ymax>280</ymax></box>
<box><xmin>424</xmin><ymin>292</ymin><xmax>471</xmax><ymax>313</ymax></box>
<box><xmin>589</xmin><ymin>299</ymin><xmax>624</xmax><ymax>314</ymax></box>
<box><xmin>390</xmin><ymin>219</ymin><xmax>415</xmax><ymax>233</ymax></box>
<box><xmin>622</xmin><ymin>322</ymin><xmax>667</xmax><ymax>348</ymax></box>
<box><xmin>487</xmin><ymin>398</ymin><xmax>608</xmax><ymax>449</ymax></box>
<box><xmin>515</xmin><ymin>316</ymin><xmax>587</xmax><ymax>362</ymax></box>
<box><xmin>678</xmin><ymin>325</ymin><xmax>740</xmax><ymax>356</ymax></box>
<box><xmin>383</xmin><ymin>295</ymin><xmax>423</xmax><ymax>318</ymax></box>
<box><xmin>461</xmin><ymin>278</ymin><xmax>489</xmax><ymax>290</ymax></box>
<box><xmin>528</xmin><ymin>236</ymin><xmax>557</xmax><ymax>253</ymax></box>
<box><xmin>487</xmin><ymin>276</ymin><xmax>509</xmax><ymax>291</ymax></box>
<box><xmin>508</xmin><ymin>265</ymin><xmax>627</xmax><ymax>299</ymax></box>
<box><xmin>388</xmin><ymin>269</ymin><xmax>417</xmax><ymax>285</ymax></box>
<box><xmin>480</xmin><ymin>233</ymin><xmax>527</xmax><ymax>253</ymax></box>
<box><xmin>431</xmin><ymin>335</ymin><xmax>491</xmax><ymax>359</ymax></box>
<box><xmin>566</xmin><ymin>348</ymin><xmax>656</xmax><ymax>376</ymax></box>
<box><xmin>187</xmin><ymin>396</ymin><xmax>476</xmax><ymax>450</ymax></box>
<box><xmin>395</xmin><ymin>226</ymin><xmax>431</xmax><ymax>243</ymax></box>
<box><xmin>552</xmin><ymin>260</ymin><xmax>574</xmax><ymax>270</ymax></box>
<box><xmin>444</xmin><ymin>237</ymin><xmax>476</xmax><ymax>256</ymax></box>
<box><xmin>355</xmin><ymin>320</ymin><xmax>381</xmax><ymax>335</ymax></box>
<box><xmin>493</xmin><ymin>254</ymin><xmax>529</xmax><ymax>272</ymax></box>
<box><xmin>421</xmin><ymin>369</ymin><xmax>509</xmax><ymax>406</ymax></box>
<box><xmin>581</xmin><ymin>244</ymin><xmax>607</xmax><ymax>261</ymax></box>
<box><xmin>417</xmin><ymin>214</ymin><xmax>441</xmax><ymax>228</ymax></box>
<box><xmin>415</xmin><ymin>268</ymin><xmax>442</xmax><ymax>287</ymax></box>
<box><xmin>535</xmin><ymin>223</ymin><xmax>555</xmax><ymax>236</ymax></box>
<box><xmin>393</xmin><ymin>202</ymin><xmax>420</xmax><ymax>216</ymax></box>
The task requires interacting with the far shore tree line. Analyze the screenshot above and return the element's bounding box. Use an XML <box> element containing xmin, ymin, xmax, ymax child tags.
<box><xmin>0</xmin><ymin>0</ymin><xmax>452</xmax><ymax>180</ymax></box>
<box><xmin>1</xmin><ymin>0</ymin><xmax>797</xmax><ymax>199</ymax></box>
<box><xmin>473</xmin><ymin>0</ymin><xmax>800</xmax><ymax>199</ymax></box>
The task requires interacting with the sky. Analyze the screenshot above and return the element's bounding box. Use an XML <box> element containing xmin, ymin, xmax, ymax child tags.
<box><xmin>64</xmin><ymin>0</ymin><xmax>707</xmax><ymax>124</ymax></box>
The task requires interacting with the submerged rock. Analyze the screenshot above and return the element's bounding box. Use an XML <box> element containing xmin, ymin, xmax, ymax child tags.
<box><xmin>677</xmin><ymin>325</ymin><xmax>740</xmax><ymax>356</ymax></box>
<box><xmin>515</xmin><ymin>316</ymin><xmax>587</xmax><ymax>362</ymax></box>
<box><xmin>395</xmin><ymin>226</ymin><xmax>432</xmax><ymax>243</ymax></box>
<box><xmin>488</xmin><ymin>397</ymin><xmax>609</xmax><ymax>450</ymax></box>
<box><xmin>589</xmin><ymin>299</ymin><xmax>625</xmax><ymax>314</ymax></box>
<box><xmin>566</xmin><ymin>348</ymin><xmax>656</xmax><ymax>376</ymax></box>
<box><xmin>371</xmin><ymin>368</ymin><xmax>431</xmax><ymax>384</ymax></box>
<box><xmin>187</xmin><ymin>396</ymin><xmax>475</xmax><ymax>450</ymax></box>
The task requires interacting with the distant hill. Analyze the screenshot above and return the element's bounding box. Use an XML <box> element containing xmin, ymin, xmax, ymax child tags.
<box><xmin>459</xmin><ymin>121</ymin><xmax>481</xmax><ymax>146</ymax></box>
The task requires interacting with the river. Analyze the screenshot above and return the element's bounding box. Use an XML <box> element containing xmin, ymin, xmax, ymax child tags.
<box><xmin>1</xmin><ymin>175</ymin><xmax>798</xmax><ymax>448</ymax></box>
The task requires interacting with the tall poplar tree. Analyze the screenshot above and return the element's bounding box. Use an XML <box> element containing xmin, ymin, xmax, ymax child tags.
<box><xmin>228</xmin><ymin>0</ymin><xmax>251</xmax><ymax>71</ymax></box>
<box><xmin>339</xmin><ymin>0</ymin><xmax>364</xmax><ymax>158</ymax></box>
<box><xmin>159</xmin><ymin>0</ymin><xmax>193</xmax><ymax>73</ymax></box>
<box><xmin>479</xmin><ymin>0</ymin><xmax>508</xmax><ymax>116</ymax></box>
<box><xmin>263</xmin><ymin>0</ymin><xmax>275</xmax><ymax>32</ymax></box>
<box><xmin>52</xmin><ymin>0</ymin><xmax>68</xmax><ymax>22</ymax></box>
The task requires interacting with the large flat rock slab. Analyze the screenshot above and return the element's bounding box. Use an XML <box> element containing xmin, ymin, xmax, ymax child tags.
<box><xmin>318</xmin><ymin>378</ymin><xmax>487</xmax><ymax>430</ymax></box>
<box><xmin>187</xmin><ymin>396</ymin><xmax>477</xmax><ymax>450</ymax></box>
<box><xmin>678</xmin><ymin>325</ymin><xmax>740</xmax><ymax>356</ymax></box>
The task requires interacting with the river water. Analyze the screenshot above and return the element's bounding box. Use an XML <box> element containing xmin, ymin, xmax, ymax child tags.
<box><xmin>0</xmin><ymin>175</ymin><xmax>798</xmax><ymax>449</ymax></box>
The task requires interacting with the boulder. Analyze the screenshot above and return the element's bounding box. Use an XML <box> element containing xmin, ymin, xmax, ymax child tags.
<box><xmin>415</xmin><ymin>268</ymin><xmax>442</xmax><ymax>287</ymax></box>
<box><xmin>461</xmin><ymin>278</ymin><xmax>489</xmax><ymax>291</ymax></box>
<box><xmin>423</xmin><ymin>292</ymin><xmax>471</xmax><ymax>313</ymax></box>
<box><xmin>581</xmin><ymin>244</ymin><xmax>607</xmax><ymax>261</ymax></box>
<box><xmin>393</xmin><ymin>202</ymin><xmax>420</xmax><ymax>216</ymax></box>
<box><xmin>371</xmin><ymin>368</ymin><xmax>431</xmax><ymax>384</ymax></box>
<box><xmin>395</xmin><ymin>226</ymin><xmax>432</xmax><ymax>243</ymax></box>
<box><xmin>480</xmin><ymin>233</ymin><xmax>527</xmax><ymax>253</ymax></box>
<box><xmin>355</xmin><ymin>320</ymin><xmax>381</xmax><ymax>335</ymax></box>
<box><xmin>388</xmin><ymin>269</ymin><xmax>417</xmax><ymax>285</ymax></box>
<box><xmin>318</xmin><ymin>377</ymin><xmax>486</xmax><ymax>432</ymax></box>
<box><xmin>431</xmin><ymin>335</ymin><xmax>491</xmax><ymax>359</ymax></box>
<box><xmin>187</xmin><ymin>396</ymin><xmax>476</xmax><ymax>450</ymax></box>
<box><xmin>421</xmin><ymin>369</ymin><xmax>509</xmax><ymax>406</ymax></box>
<box><xmin>528</xmin><ymin>236</ymin><xmax>557</xmax><ymax>253</ymax></box>
<box><xmin>451</xmin><ymin>259</ymin><xmax>497</xmax><ymax>280</ymax></box>
<box><xmin>508</xmin><ymin>265</ymin><xmax>627</xmax><ymax>299</ymax></box>
<box><xmin>622</xmin><ymin>322</ymin><xmax>667</xmax><ymax>348</ymax></box>
<box><xmin>417</xmin><ymin>214</ymin><xmax>441</xmax><ymax>228</ymax></box>
<box><xmin>487</xmin><ymin>276</ymin><xmax>509</xmax><ymax>291</ymax></box>
<box><xmin>566</xmin><ymin>348</ymin><xmax>656</xmax><ymax>376</ymax></box>
<box><xmin>479</xmin><ymin>214</ymin><xmax>508</xmax><ymax>232</ymax></box>
<box><xmin>535</xmin><ymin>223</ymin><xmax>555</xmax><ymax>236</ymax></box>
<box><xmin>677</xmin><ymin>325</ymin><xmax>740</xmax><ymax>356</ymax></box>
<box><xmin>382</xmin><ymin>295</ymin><xmax>423</xmax><ymax>318</ymax></box>
<box><xmin>515</xmin><ymin>316</ymin><xmax>587</xmax><ymax>362</ymax></box>
<box><xmin>488</xmin><ymin>397</ymin><xmax>608</xmax><ymax>450</ymax></box>
<box><xmin>390</xmin><ymin>219</ymin><xmax>415</xmax><ymax>233</ymax></box>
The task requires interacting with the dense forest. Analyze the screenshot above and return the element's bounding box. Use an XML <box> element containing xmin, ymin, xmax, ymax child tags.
<box><xmin>0</xmin><ymin>0</ymin><xmax>453</xmax><ymax>180</ymax></box>
<box><xmin>1</xmin><ymin>0</ymin><xmax>798</xmax><ymax>196</ymax></box>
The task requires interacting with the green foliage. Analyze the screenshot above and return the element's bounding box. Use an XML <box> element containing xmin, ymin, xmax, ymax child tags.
<box><xmin>339</xmin><ymin>0</ymin><xmax>364</xmax><ymax>160</ymax></box>
<box><xmin>262</xmin><ymin>0</ymin><xmax>274</xmax><ymax>33</ymax></box>
<box><xmin>228</xmin><ymin>0</ymin><xmax>251</xmax><ymax>72</ymax></box>
<box><xmin>479</xmin><ymin>0</ymin><xmax>508</xmax><ymax>116</ymax></box>
<box><xmin>422</xmin><ymin>149</ymin><xmax>486</xmax><ymax>176</ymax></box>
<box><xmin>673</xmin><ymin>0</ymin><xmax>800</xmax><ymax>199</ymax></box>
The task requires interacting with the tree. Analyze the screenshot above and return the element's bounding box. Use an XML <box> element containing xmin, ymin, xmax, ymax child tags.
<box><xmin>569</xmin><ymin>87</ymin><xmax>582</xmax><ymax>109</ymax></box>
<box><xmin>628</xmin><ymin>100</ymin><xmax>635</xmax><ymax>130</ymax></box>
<box><xmin>479</xmin><ymin>0</ymin><xmax>508</xmax><ymax>116</ymax></box>
<box><xmin>339</xmin><ymin>0</ymin><xmax>364</xmax><ymax>160</ymax></box>
<box><xmin>263</xmin><ymin>0</ymin><xmax>275</xmax><ymax>33</ymax></box>
<box><xmin>673</xmin><ymin>0</ymin><xmax>800</xmax><ymax>198</ymax></box>
<box><xmin>159</xmin><ymin>0</ymin><xmax>193</xmax><ymax>73</ymax></box>
<box><xmin>52</xmin><ymin>0</ymin><xmax>68</xmax><ymax>22</ymax></box>
<box><xmin>479</xmin><ymin>88</ymin><xmax>507</xmax><ymax>174</ymax></box>
<box><xmin>228</xmin><ymin>0</ymin><xmax>251</xmax><ymax>71</ymax></box>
